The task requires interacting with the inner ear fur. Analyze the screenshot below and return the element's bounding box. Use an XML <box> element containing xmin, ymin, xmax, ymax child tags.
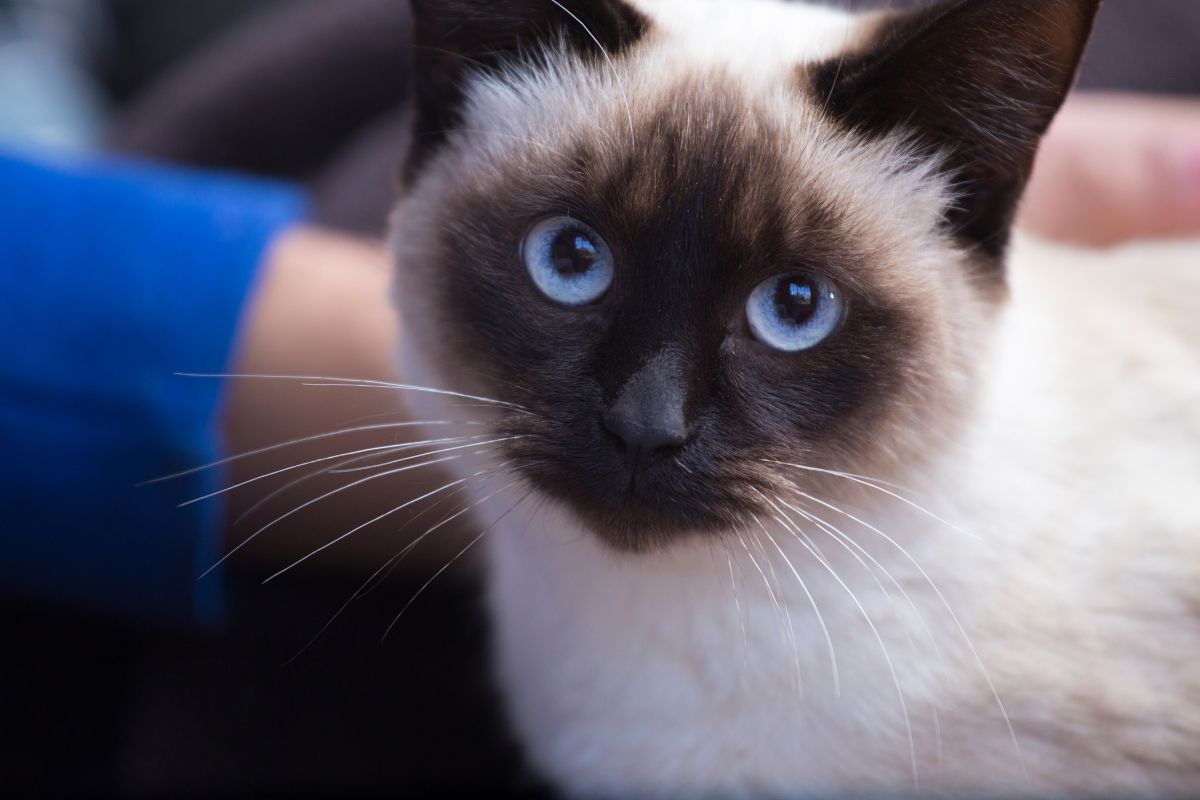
<box><xmin>815</xmin><ymin>0</ymin><xmax>1103</xmax><ymax>259</ymax></box>
<box><xmin>404</xmin><ymin>0</ymin><xmax>649</xmax><ymax>184</ymax></box>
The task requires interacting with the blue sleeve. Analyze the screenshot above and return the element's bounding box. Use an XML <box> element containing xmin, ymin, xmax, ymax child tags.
<box><xmin>0</xmin><ymin>151</ymin><xmax>307</xmax><ymax>628</ymax></box>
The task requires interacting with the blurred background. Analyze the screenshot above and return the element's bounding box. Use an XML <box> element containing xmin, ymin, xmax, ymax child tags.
<box><xmin>1</xmin><ymin>0</ymin><xmax>1198</xmax><ymax>796</ymax></box>
<box><xmin>5</xmin><ymin>0</ymin><xmax>1199</xmax><ymax>237</ymax></box>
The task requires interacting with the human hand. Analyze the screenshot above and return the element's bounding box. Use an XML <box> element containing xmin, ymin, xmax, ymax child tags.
<box><xmin>1021</xmin><ymin>93</ymin><xmax>1200</xmax><ymax>246</ymax></box>
<box><xmin>220</xmin><ymin>227</ymin><xmax>465</xmax><ymax>575</ymax></box>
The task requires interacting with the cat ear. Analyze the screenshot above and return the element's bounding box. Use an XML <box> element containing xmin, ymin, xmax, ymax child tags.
<box><xmin>814</xmin><ymin>0</ymin><xmax>1102</xmax><ymax>258</ymax></box>
<box><xmin>403</xmin><ymin>0</ymin><xmax>649</xmax><ymax>183</ymax></box>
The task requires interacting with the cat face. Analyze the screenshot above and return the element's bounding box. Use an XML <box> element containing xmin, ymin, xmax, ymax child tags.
<box><xmin>392</xmin><ymin>0</ymin><xmax>1100</xmax><ymax>550</ymax></box>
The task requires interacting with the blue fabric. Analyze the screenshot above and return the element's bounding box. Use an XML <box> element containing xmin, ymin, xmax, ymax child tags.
<box><xmin>0</xmin><ymin>150</ymin><xmax>306</xmax><ymax>628</ymax></box>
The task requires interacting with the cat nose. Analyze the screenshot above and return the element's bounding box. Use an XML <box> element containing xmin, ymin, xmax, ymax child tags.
<box><xmin>603</xmin><ymin>407</ymin><xmax>689</xmax><ymax>460</ymax></box>
<box><xmin>602</xmin><ymin>350</ymin><xmax>691</xmax><ymax>463</ymax></box>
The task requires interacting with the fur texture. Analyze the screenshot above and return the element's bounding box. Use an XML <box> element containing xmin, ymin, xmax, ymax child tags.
<box><xmin>390</xmin><ymin>0</ymin><xmax>1200</xmax><ymax>795</ymax></box>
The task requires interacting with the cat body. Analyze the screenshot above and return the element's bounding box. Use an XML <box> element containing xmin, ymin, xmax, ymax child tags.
<box><xmin>391</xmin><ymin>0</ymin><xmax>1200</xmax><ymax>794</ymax></box>
<box><xmin>479</xmin><ymin>235</ymin><xmax>1200</xmax><ymax>796</ymax></box>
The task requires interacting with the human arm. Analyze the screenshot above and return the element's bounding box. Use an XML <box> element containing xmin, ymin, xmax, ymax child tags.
<box><xmin>217</xmin><ymin>227</ymin><xmax>433</xmax><ymax>575</ymax></box>
<box><xmin>1021</xmin><ymin>94</ymin><xmax>1200</xmax><ymax>245</ymax></box>
<box><xmin>0</xmin><ymin>151</ymin><xmax>305</xmax><ymax>626</ymax></box>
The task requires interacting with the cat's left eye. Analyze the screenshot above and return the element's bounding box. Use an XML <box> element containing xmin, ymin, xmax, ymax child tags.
<box><xmin>746</xmin><ymin>273</ymin><xmax>844</xmax><ymax>352</ymax></box>
<box><xmin>522</xmin><ymin>217</ymin><xmax>615</xmax><ymax>307</ymax></box>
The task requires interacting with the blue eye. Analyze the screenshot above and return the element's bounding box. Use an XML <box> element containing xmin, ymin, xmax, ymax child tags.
<box><xmin>523</xmin><ymin>217</ymin><xmax>615</xmax><ymax>306</ymax></box>
<box><xmin>746</xmin><ymin>274</ymin><xmax>844</xmax><ymax>352</ymax></box>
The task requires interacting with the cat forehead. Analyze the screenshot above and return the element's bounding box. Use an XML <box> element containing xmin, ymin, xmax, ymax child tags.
<box><xmin>458</xmin><ymin>0</ymin><xmax>868</xmax><ymax>127</ymax></box>
<box><xmin>437</xmin><ymin>0</ymin><xmax>943</xmax><ymax>210</ymax></box>
<box><xmin>444</xmin><ymin>52</ymin><xmax>952</xmax><ymax>279</ymax></box>
<box><xmin>628</xmin><ymin>0</ymin><xmax>860</xmax><ymax>68</ymax></box>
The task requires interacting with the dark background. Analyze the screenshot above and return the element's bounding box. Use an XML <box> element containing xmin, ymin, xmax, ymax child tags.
<box><xmin>5</xmin><ymin>0</ymin><xmax>1199</xmax><ymax>796</ymax></box>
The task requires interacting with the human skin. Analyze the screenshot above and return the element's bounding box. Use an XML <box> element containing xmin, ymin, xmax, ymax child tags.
<box><xmin>1021</xmin><ymin>94</ymin><xmax>1200</xmax><ymax>245</ymax></box>
<box><xmin>220</xmin><ymin>228</ymin><xmax>421</xmax><ymax>572</ymax></box>
<box><xmin>223</xmin><ymin>94</ymin><xmax>1200</xmax><ymax>572</ymax></box>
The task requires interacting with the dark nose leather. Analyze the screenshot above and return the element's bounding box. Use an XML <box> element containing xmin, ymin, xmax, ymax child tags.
<box><xmin>603</xmin><ymin>350</ymin><xmax>690</xmax><ymax>463</ymax></box>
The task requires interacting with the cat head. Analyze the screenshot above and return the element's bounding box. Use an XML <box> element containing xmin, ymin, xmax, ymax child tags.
<box><xmin>391</xmin><ymin>0</ymin><xmax>1101</xmax><ymax>550</ymax></box>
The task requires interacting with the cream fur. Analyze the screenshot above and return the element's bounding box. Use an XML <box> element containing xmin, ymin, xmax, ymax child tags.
<box><xmin>390</xmin><ymin>0</ymin><xmax>1200</xmax><ymax>795</ymax></box>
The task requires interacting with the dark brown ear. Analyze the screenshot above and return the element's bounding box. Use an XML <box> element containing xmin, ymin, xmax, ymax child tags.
<box><xmin>814</xmin><ymin>0</ymin><xmax>1102</xmax><ymax>258</ymax></box>
<box><xmin>404</xmin><ymin>0</ymin><xmax>649</xmax><ymax>184</ymax></box>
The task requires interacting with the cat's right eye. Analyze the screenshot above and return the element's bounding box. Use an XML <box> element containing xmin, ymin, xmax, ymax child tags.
<box><xmin>522</xmin><ymin>217</ymin><xmax>615</xmax><ymax>307</ymax></box>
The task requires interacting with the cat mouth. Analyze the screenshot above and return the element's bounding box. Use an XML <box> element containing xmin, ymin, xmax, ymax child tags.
<box><xmin>614</xmin><ymin>438</ymin><xmax>681</xmax><ymax>497</ymax></box>
<box><xmin>504</xmin><ymin>434</ymin><xmax>750</xmax><ymax>550</ymax></box>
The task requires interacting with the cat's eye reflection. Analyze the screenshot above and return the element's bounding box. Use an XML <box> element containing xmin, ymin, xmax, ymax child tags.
<box><xmin>746</xmin><ymin>274</ymin><xmax>844</xmax><ymax>352</ymax></box>
<box><xmin>522</xmin><ymin>216</ymin><xmax>614</xmax><ymax>306</ymax></box>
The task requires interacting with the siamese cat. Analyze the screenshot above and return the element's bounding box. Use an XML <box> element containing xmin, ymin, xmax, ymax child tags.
<box><xmin>390</xmin><ymin>0</ymin><xmax>1200</xmax><ymax>795</ymax></box>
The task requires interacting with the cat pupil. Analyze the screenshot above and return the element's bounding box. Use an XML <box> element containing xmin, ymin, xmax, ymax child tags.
<box><xmin>775</xmin><ymin>277</ymin><xmax>817</xmax><ymax>326</ymax></box>
<box><xmin>550</xmin><ymin>230</ymin><xmax>599</xmax><ymax>276</ymax></box>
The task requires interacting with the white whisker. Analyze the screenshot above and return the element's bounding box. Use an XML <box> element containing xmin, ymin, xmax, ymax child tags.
<box><xmin>382</xmin><ymin>486</ymin><xmax>532</xmax><ymax>641</ymax></box>
<box><xmin>230</xmin><ymin>436</ymin><xmax>481</xmax><ymax>526</ymax></box>
<box><xmin>368</xmin><ymin>464</ymin><xmax>519</xmax><ymax>585</ymax></box>
<box><xmin>722</xmin><ymin>540</ymin><xmax>750</xmax><ymax>675</ymax></box>
<box><xmin>752</xmin><ymin>514</ymin><xmax>841</xmax><ymax>699</ymax></box>
<box><xmin>300</xmin><ymin>382</ymin><xmax>534</xmax><ymax>416</ymax></box>
<box><xmin>199</xmin><ymin>454</ymin><xmax>461</xmax><ymax>579</ymax></box>
<box><xmin>737</xmin><ymin>530</ymin><xmax>802</xmax><ymax>695</ymax></box>
<box><xmin>547</xmin><ymin>0</ymin><xmax>636</xmax><ymax>148</ymax></box>
<box><xmin>790</xmin><ymin>489</ymin><xmax>1026</xmax><ymax>779</ymax></box>
<box><xmin>767</xmin><ymin>459</ymin><xmax>977</xmax><ymax>540</ymax></box>
<box><xmin>762</xmin><ymin>501</ymin><xmax>917</xmax><ymax>786</ymax></box>
<box><xmin>354</xmin><ymin>479</ymin><xmax>484</xmax><ymax>600</ymax></box>
<box><xmin>781</xmin><ymin>492</ymin><xmax>946</xmax><ymax>768</ymax></box>
<box><xmin>179</xmin><ymin>436</ymin><xmax>478</xmax><ymax>507</ymax></box>
<box><xmin>263</xmin><ymin>471</ymin><xmax>485</xmax><ymax>584</ymax></box>
<box><xmin>753</xmin><ymin>488</ymin><xmax>833</xmax><ymax>570</ymax></box>
<box><xmin>327</xmin><ymin>435</ymin><xmax>520</xmax><ymax>474</ymax></box>
<box><xmin>785</xmin><ymin>499</ymin><xmax>943</xmax><ymax>667</ymax></box>
<box><xmin>321</xmin><ymin>434</ymin><xmax>484</xmax><ymax>472</ymax></box>
<box><xmin>282</xmin><ymin>472</ymin><xmax>502</xmax><ymax>665</ymax></box>
<box><xmin>782</xmin><ymin>492</ymin><xmax>947</xmax><ymax>671</ymax></box>
<box><xmin>175</xmin><ymin>372</ymin><xmax>533</xmax><ymax>415</ymax></box>
<box><xmin>745</xmin><ymin>528</ymin><xmax>805</xmax><ymax>697</ymax></box>
<box><xmin>235</xmin><ymin>448</ymin><xmax>410</xmax><ymax>526</ymax></box>
<box><xmin>144</xmin><ymin>420</ymin><xmax>476</xmax><ymax>484</ymax></box>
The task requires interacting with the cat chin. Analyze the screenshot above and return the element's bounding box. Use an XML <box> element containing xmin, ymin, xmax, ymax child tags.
<box><xmin>510</xmin><ymin>472</ymin><xmax>756</xmax><ymax>554</ymax></box>
<box><xmin>544</xmin><ymin>501</ymin><xmax>745</xmax><ymax>555</ymax></box>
